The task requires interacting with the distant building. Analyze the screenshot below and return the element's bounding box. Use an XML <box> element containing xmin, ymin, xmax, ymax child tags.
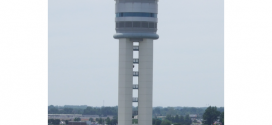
<box><xmin>85</xmin><ymin>121</ymin><xmax>99</xmax><ymax>125</ymax></box>
<box><xmin>86</xmin><ymin>121</ymin><xmax>91</xmax><ymax>125</ymax></box>
<box><xmin>82</xmin><ymin>115</ymin><xmax>99</xmax><ymax>118</ymax></box>
<box><xmin>189</xmin><ymin>114</ymin><xmax>197</xmax><ymax>121</ymax></box>
<box><xmin>48</xmin><ymin>114</ymin><xmax>82</xmax><ymax>120</ymax></box>
<box><xmin>213</xmin><ymin>121</ymin><xmax>222</xmax><ymax>125</ymax></box>
<box><xmin>156</xmin><ymin>116</ymin><xmax>166</xmax><ymax>120</ymax></box>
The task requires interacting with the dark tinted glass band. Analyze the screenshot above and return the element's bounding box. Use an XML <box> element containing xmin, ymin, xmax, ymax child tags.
<box><xmin>116</xmin><ymin>21</ymin><xmax>157</xmax><ymax>28</ymax></box>
<box><xmin>116</xmin><ymin>12</ymin><xmax>157</xmax><ymax>18</ymax></box>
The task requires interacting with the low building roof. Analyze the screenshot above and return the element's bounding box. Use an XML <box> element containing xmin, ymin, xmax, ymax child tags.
<box><xmin>189</xmin><ymin>114</ymin><xmax>197</xmax><ymax>117</ymax></box>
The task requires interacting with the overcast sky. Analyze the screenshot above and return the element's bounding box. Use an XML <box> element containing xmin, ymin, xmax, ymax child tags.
<box><xmin>49</xmin><ymin>0</ymin><xmax>224</xmax><ymax>107</ymax></box>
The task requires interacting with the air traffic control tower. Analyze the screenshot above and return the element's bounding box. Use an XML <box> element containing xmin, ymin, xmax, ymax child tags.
<box><xmin>113</xmin><ymin>0</ymin><xmax>159</xmax><ymax>125</ymax></box>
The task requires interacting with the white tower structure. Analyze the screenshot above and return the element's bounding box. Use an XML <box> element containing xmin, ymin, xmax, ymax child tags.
<box><xmin>113</xmin><ymin>1</ymin><xmax>159</xmax><ymax>125</ymax></box>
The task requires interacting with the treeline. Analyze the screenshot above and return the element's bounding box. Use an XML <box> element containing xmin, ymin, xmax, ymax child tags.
<box><xmin>153</xmin><ymin>115</ymin><xmax>192</xmax><ymax>125</ymax></box>
<box><xmin>48</xmin><ymin>105</ymin><xmax>224</xmax><ymax>117</ymax></box>
<box><xmin>92</xmin><ymin>117</ymin><xmax>118</xmax><ymax>125</ymax></box>
<box><xmin>83</xmin><ymin>106</ymin><xmax>118</xmax><ymax>116</ymax></box>
<box><xmin>48</xmin><ymin>119</ymin><xmax>63</xmax><ymax>125</ymax></box>
<box><xmin>202</xmin><ymin>106</ymin><xmax>224</xmax><ymax>125</ymax></box>
<box><xmin>48</xmin><ymin>105</ymin><xmax>84</xmax><ymax>114</ymax></box>
<box><xmin>48</xmin><ymin>105</ymin><xmax>118</xmax><ymax>115</ymax></box>
<box><xmin>153</xmin><ymin>107</ymin><xmax>224</xmax><ymax>117</ymax></box>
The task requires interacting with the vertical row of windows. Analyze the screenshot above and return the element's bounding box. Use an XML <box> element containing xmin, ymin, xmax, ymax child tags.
<box><xmin>116</xmin><ymin>12</ymin><xmax>157</xmax><ymax>18</ymax></box>
<box><xmin>116</xmin><ymin>21</ymin><xmax>157</xmax><ymax>28</ymax></box>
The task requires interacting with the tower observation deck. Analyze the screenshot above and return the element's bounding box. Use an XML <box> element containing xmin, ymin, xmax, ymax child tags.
<box><xmin>113</xmin><ymin>0</ymin><xmax>159</xmax><ymax>125</ymax></box>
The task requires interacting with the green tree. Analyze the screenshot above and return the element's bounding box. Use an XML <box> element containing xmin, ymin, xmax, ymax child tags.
<box><xmin>48</xmin><ymin>119</ymin><xmax>60</xmax><ymax>125</ymax></box>
<box><xmin>48</xmin><ymin>105</ymin><xmax>55</xmax><ymax>109</ymax></box>
<box><xmin>55</xmin><ymin>119</ymin><xmax>60</xmax><ymax>125</ymax></box>
<box><xmin>174</xmin><ymin>115</ymin><xmax>179</xmax><ymax>123</ymax></box>
<box><xmin>166</xmin><ymin>107</ymin><xmax>176</xmax><ymax>115</ymax></box>
<box><xmin>220</xmin><ymin>111</ymin><xmax>224</xmax><ymax>125</ymax></box>
<box><xmin>98</xmin><ymin>118</ymin><xmax>103</xmax><ymax>124</ymax></box>
<box><xmin>63</xmin><ymin>108</ymin><xmax>73</xmax><ymax>114</ymax></box>
<box><xmin>179</xmin><ymin>115</ymin><xmax>184</xmax><ymax>124</ymax></box>
<box><xmin>165</xmin><ymin>114</ymin><xmax>171</xmax><ymax>121</ymax></box>
<box><xmin>184</xmin><ymin>115</ymin><xmax>192</xmax><ymax>125</ymax></box>
<box><xmin>152</xmin><ymin>118</ymin><xmax>156</xmax><ymax>125</ymax></box>
<box><xmin>89</xmin><ymin>118</ymin><xmax>94</xmax><ymax>122</ymax></box>
<box><xmin>65</xmin><ymin>120</ymin><xmax>69</xmax><ymax>124</ymax></box>
<box><xmin>96</xmin><ymin>118</ymin><xmax>99</xmax><ymax>122</ymax></box>
<box><xmin>202</xmin><ymin>106</ymin><xmax>220</xmax><ymax>125</ymax></box>
<box><xmin>106</xmin><ymin>117</ymin><xmax>111</xmax><ymax>124</ymax></box>
<box><xmin>111</xmin><ymin>118</ymin><xmax>118</xmax><ymax>125</ymax></box>
<box><xmin>74</xmin><ymin>117</ymin><xmax>81</xmax><ymax>121</ymax></box>
<box><xmin>48</xmin><ymin>107</ymin><xmax>59</xmax><ymax>114</ymax></box>
<box><xmin>153</xmin><ymin>107</ymin><xmax>161</xmax><ymax>116</ymax></box>
<box><xmin>155</xmin><ymin>119</ymin><xmax>161</xmax><ymax>125</ymax></box>
<box><xmin>152</xmin><ymin>118</ymin><xmax>161</xmax><ymax>125</ymax></box>
<box><xmin>161</xmin><ymin>119</ymin><xmax>171</xmax><ymax>125</ymax></box>
<box><xmin>217</xmin><ymin>107</ymin><xmax>224</xmax><ymax>113</ymax></box>
<box><xmin>83</xmin><ymin>106</ymin><xmax>118</xmax><ymax>116</ymax></box>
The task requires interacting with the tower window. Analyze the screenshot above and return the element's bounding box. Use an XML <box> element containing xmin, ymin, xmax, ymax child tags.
<box><xmin>119</xmin><ymin>22</ymin><xmax>125</xmax><ymax>28</ymax></box>
<box><xmin>149</xmin><ymin>22</ymin><xmax>155</xmax><ymax>28</ymax></box>
<box><xmin>133</xmin><ymin>22</ymin><xmax>141</xmax><ymax>28</ymax></box>
<box><xmin>142</xmin><ymin>22</ymin><xmax>149</xmax><ymax>28</ymax></box>
<box><xmin>125</xmin><ymin>22</ymin><xmax>133</xmax><ymax>27</ymax></box>
<box><xmin>116</xmin><ymin>12</ymin><xmax>157</xmax><ymax>18</ymax></box>
<box><xmin>116</xmin><ymin>21</ymin><xmax>157</xmax><ymax>29</ymax></box>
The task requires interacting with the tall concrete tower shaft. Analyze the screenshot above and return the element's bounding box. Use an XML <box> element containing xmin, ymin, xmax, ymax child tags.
<box><xmin>114</xmin><ymin>1</ymin><xmax>159</xmax><ymax>125</ymax></box>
